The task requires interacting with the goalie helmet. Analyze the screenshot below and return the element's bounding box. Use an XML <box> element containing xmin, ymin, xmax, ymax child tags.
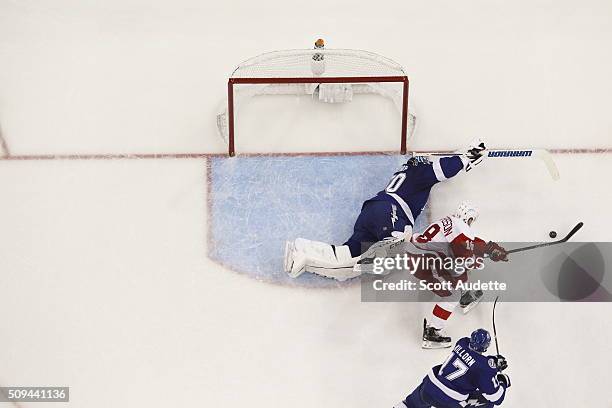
<box><xmin>455</xmin><ymin>201</ymin><xmax>479</xmax><ymax>226</ymax></box>
<box><xmin>469</xmin><ymin>328</ymin><xmax>491</xmax><ymax>353</ymax></box>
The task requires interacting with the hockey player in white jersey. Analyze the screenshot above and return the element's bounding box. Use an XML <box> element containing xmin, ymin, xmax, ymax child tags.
<box><xmin>411</xmin><ymin>202</ymin><xmax>509</xmax><ymax>348</ymax></box>
<box><xmin>283</xmin><ymin>139</ymin><xmax>488</xmax><ymax>281</ymax></box>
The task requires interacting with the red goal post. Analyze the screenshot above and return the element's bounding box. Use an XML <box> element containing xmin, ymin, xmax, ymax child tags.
<box><xmin>216</xmin><ymin>45</ymin><xmax>414</xmax><ymax>156</ymax></box>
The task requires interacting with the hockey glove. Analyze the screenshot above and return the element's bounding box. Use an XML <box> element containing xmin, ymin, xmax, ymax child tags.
<box><xmin>494</xmin><ymin>354</ymin><xmax>508</xmax><ymax>371</ymax></box>
<box><xmin>485</xmin><ymin>241</ymin><xmax>509</xmax><ymax>262</ymax></box>
<box><xmin>463</xmin><ymin>138</ymin><xmax>487</xmax><ymax>172</ymax></box>
<box><xmin>496</xmin><ymin>373</ymin><xmax>511</xmax><ymax>388</ymax></box>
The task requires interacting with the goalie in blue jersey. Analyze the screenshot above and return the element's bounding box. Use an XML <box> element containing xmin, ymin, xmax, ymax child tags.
<box><xmin>283</xmin><ymin>138</ymin><xmax>488</xmax><ymax>281</ymax></box>
<box><xmin>395</xmin><ymin>328</ymin><xmax>510</xmax><ymax>408</ymax></box>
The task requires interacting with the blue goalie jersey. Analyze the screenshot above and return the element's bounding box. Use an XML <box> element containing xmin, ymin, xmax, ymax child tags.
<box><xmin>368</xmin><ymin>156</ymin><xmax>465</xmax><ymax>226</ymax></box>
<box><xmin>343</xmin><ymin>156</ymin><xmax>467</xmax><ymax>257</ymax></box>
<box><xmin>422</xmin><ymin>337</ymin><xmax>507</xmax><ymax>406</ymax></box>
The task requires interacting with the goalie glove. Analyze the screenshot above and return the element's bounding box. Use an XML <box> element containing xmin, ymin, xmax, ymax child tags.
<box><xmin>496</xmin><ymin>373</ymin><xmax>511</xmax><ymax>388</ymax></box>
<box><xmin>485</xmin><ymin>241</ymin><xmax>509</xmax><ymax>262</ymax></box>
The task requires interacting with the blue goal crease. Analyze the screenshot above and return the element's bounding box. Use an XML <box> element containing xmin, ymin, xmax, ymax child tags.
<box><xmin>207</xmin><ymin>154</ymin><xmax>428</xmax><ymax>287</ymax></box>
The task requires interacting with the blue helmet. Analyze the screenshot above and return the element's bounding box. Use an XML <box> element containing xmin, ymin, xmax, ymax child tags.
<box><xmin>469</xmin><ymin>329</ymin><xmax>491</xmax><ymax>352</ymax></box>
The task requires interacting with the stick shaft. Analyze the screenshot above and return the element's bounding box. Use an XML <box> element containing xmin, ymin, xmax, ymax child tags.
<box><xmin>493</xmin><ymin>296</ymin><xmax>500</xmax><ymax>355</ymax></box>
<box><xmin>411</xmin><ymin>148</ymin><xmax>560</xmax><ymax>181</ymax></box>
<box><xmin>507</xmin><ymin>222</ymin><xmax>584</xmax><ymax>254</ymax></box>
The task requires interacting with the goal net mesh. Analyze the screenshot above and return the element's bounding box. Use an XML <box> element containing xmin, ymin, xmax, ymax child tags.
<box><xmin>216</xmin><ymin>48</ymin><xmax>415</xmax><ymax>154</ymax></box>
<box><xmin>230</xmin><ymin>49</ymin><xmax>406</xmax><ymax>78</ymax></box>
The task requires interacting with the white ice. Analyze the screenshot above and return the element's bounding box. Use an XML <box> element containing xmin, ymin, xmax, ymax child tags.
<box><xmin>1</xmin><ymin>0</ymin><xmax>612</xmax><ymax>407</ymax></box>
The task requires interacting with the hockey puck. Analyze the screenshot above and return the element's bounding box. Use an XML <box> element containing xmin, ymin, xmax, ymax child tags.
<box><xmin>549</xmin><ymin>231</ymin><xmax>557</xmax><ymax>238</ymax></box>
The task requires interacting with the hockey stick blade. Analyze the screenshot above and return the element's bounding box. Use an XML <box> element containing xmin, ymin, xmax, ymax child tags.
<box><xmin>534</xmin><ymin>149</ymin><xmax>560</xmax><ymax>181</ymax></box>
<box><xmin>507</xmin><ymin>222</ymin><xmax>584</xmax><ymax>254</ymax></box>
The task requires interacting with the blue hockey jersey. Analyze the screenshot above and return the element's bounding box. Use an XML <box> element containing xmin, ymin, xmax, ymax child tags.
<box><xmin>367</xmin><ymin>156</ymin><xmax>465</xmax><ymax>226</ymax></box>
<box><xmin>422</xmin><ymin>337</ymin><xmax>507</xmax><ymax>406</ymax></box>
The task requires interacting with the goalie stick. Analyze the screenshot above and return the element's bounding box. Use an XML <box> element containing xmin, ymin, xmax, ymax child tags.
<box><xmin>414</xmin><ymin>149</ymin><xmax>560</xmax><ymax>181</ymax></box>
<box><xmin>507</xmin><ymin>222</ymin><xmax>584</xmax><ymax>254</ymax></box>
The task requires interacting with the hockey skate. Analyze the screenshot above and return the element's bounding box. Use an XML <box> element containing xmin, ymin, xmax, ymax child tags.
<box><xmin>459</xmin><ymin>289</ymin><xmax>484</xmax><ymax>314</ymax></box>
<box><xmin>422</xmin><ymin>319</ymin><xmax>451</xmax><ymax>349</ymax></box>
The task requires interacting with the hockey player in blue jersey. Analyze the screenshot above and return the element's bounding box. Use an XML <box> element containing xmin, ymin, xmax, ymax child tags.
<box><xmin>283</xmin><ymin>138</ymin><xmax>487</xmax><ymax>281</ymax></box>
<box><xmin>396</xmin><ymin>328</ymin><xmax>510</xmax><ymax>408</ymax></box>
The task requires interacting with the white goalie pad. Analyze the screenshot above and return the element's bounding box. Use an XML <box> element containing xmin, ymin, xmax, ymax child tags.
<box><xmin>284</xmin><ymin>238</ymin><xmax>359</xmax><ymax>281</ymax></box>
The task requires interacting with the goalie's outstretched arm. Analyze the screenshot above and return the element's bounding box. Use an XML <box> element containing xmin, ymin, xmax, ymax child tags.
<box><xmin>414</xmin><ymin>137</ymin><xmax>487</xmax><ymax>189</ymax></box>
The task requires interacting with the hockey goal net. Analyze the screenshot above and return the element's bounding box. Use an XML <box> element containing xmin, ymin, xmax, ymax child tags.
<box><xmin>216</xmin><ymin>41</ymin><xmax>415</xmax><ymax>156</ymax></box>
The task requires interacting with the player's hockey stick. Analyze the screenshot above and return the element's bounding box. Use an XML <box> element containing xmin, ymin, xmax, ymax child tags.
<box><xmin>414</xmin><ymin>149</ymin><xmax>560</xmax><ymax>181</ymax></box>
<box><xmin>492</xmin><ymin>296</ymin><xmax>500</xmax><ymax>355</ymax></box>
<box><xmin>507</xmin><ymin>222</ymin><xmax>584</xmax><ymax>254</ymax></box>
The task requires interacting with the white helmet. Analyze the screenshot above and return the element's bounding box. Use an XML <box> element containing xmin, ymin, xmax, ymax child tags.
<box><xmin>455</xmin><ymin>201</ymin><xmax>479</xmax><ymax>225</ymax></box>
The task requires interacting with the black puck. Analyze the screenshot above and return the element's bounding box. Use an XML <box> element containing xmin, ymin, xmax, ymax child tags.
<box><xmin>549</xmin><ymin>231</ymin><xmax>557</xmax><ymax>238</ymax></box>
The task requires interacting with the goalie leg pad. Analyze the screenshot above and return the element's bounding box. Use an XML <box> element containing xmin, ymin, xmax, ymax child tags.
<box><xmin>285</xmin><ymin>239</ymin><xmax>359</xmax><ymax>281</ymax></box>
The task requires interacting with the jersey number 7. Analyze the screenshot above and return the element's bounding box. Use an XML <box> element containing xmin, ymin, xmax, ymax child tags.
<box><xmin>439</xmin><ymin>354</ymin><xmax>469</xmax><ymax>381</ymax></box>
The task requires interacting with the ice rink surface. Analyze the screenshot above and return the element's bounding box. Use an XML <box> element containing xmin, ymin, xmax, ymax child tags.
<box><xmin>1</xmin><ymin>0</ymin><xmax>612</xmax><ymax>406</ymax></box>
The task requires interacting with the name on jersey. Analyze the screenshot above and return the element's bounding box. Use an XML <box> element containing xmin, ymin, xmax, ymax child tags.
<box><xmin>488</xmin><ymin>150</ymin><xmax>533</xmax><ymax>157</ymax></box>
<box><xmin>453</xmin><ymin>344</ymin><xmax>476</xmax><ymax>367</ymax></box>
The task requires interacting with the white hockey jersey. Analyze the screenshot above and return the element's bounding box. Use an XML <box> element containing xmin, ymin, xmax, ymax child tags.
<box><xmin>412</xmin><ymin>215</ymin><xmax>488</xmax><ymax>263</ymax></box>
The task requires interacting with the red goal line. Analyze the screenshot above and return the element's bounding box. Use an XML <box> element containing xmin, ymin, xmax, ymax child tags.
<box><xmin>0</xmin><ymin>148</ymin><xmax>611</xmax><ymax>161</ymax></box>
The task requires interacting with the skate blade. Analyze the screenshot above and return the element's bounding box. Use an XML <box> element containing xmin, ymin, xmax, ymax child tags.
<box><xmin>422</xmin><ymin>340</ymin><xmax>452</xmax><ymax>349</ymax></box>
